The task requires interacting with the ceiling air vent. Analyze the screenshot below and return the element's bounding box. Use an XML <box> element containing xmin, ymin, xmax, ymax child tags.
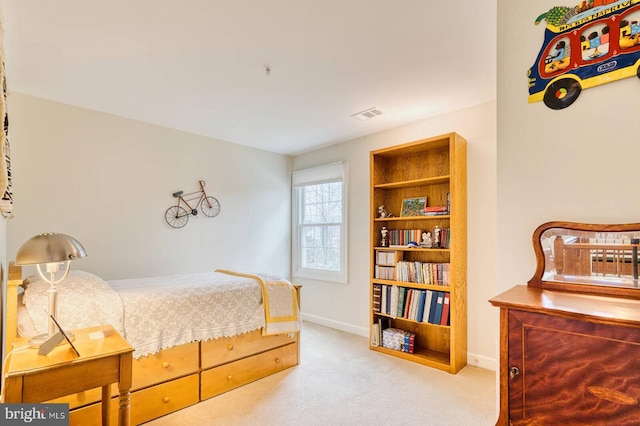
<box><xmin>351</xmin><ymin>107</ymin><xmax>383</xmax><ymax>121</ymax></box>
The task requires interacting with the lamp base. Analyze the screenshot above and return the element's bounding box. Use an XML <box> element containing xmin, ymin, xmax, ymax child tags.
<box><xmin>29</xmin><ymin>331</ymin><xmax>75</xmax><ymax>348</ymax></box>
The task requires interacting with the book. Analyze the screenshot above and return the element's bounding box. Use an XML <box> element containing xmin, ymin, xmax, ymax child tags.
<box><xmin>371</xmin><ymin>322</ymin><xmax>380</xmax><ymax>346</ymax></box>
<box><xmin>382</xmin><ymin>327</ymin><xmax>406</xmax><ymax>351</ymax></box>
<box><xmin>397</xmin><ymin>287</ymin><xmax>406</xmax><ymax>318</ymax></box>
<box><xmin>372</xmin><ymin>284</ymin><xmax>382</xmax><ymax>313</ymax></box>
<box><xmin>409</xmin><ymin>289</ymin><xmax>420</xmax><ymax>320</ymax></box>
<box><xmin>403</xmin><ymin>331</ymin><xmax>411</xmax><ymax>352</ymax></box>
<box><xmin>427</xmin><ymin>290</ymin><xmax>439</xmax><ymax>323</ymax></box>
<box><xmin>433</xmin><ymin>291</ymin><xmax>445</xmax><ymax>325</ymax></box>
<box><xmin>423</xmin><ymin>290</ymin><xmax>434</xmax><ymax>323</ymax></box>
<box><xmin>381</xmin><ymin>285</ymin><xmax>388</xmax><ymax>315</ymax></box>
<box><xmin>440</xmin><ymin>292</ymin><xmax>451</xmax><ymax>326</ymax></box>
<box><xmin>390</xmin><ymin>285</ymin><xmax>399</xmax><ymax>319</ymax></box>
<box><xmin>403</xmin><ymin>288</ymin><xmax>414</xmax><ymax>318</ymax></box>
<box><xmin>416</xmin><ymin>290</ymin><xmax>426</xmax><ymax>322</ymax></box>
<box><xmin>407</xmin><ymin>332</ymin><xmax>415</xmax><ymax>353</ymax></box>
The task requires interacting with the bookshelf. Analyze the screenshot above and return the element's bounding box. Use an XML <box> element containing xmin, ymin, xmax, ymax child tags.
<box><xmin>369</xmin><ymin>132</ymin><xmax>467</xmax><ymax>374</ymax></box>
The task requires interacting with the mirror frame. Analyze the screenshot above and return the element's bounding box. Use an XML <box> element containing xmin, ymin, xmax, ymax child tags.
<box><xmin>529</xmin><ymin>221</ymin><xmax>640</xmax><ymax>298</ymax></box>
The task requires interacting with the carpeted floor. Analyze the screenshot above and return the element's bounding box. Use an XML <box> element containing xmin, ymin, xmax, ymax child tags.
<box><xmin>146</xmin><ymin>321</ymin><xmax>497</xmax><ymax>425</ymax></box>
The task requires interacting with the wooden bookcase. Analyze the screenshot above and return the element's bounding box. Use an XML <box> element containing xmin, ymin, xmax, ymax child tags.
<box><xmin>369</xmin><ymin>132</ymin><xmax>467</xmax><ymax>374</ymax></box>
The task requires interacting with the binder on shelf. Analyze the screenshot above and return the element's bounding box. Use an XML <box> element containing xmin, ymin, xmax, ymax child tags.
<box><xmin>440</xmin><ymin>292</ymin><xmax>451</xmax><ymax>326</ymax></box>
<box><xmin>390</xmin><ymin>285</ymin><xmax>399</xmax><ymax>319</ymax></box>
<box><xmin>423</xmin><ymin>290</ymin><xmax>434</xmax><ymax>323</ymax></box>
<box><xmin>433</xmin><ymin>292</ymin><xmax>445</xmax><ymax>325</ymax></box>
<box><xmin>403</xmin><ymin>289</ymin><xmax>413</xmax><ymax>318</ymax></box>
<box><xmin>427</xmin><ymin>290</ymin><xmax>439</xmax><ymax>323</ymax></box>
<box><xmin>397</xmin><ymin>287</ymin><xmax>407</xmax><ymax>318</ymax></box>
<box><xmin>381</xmin><ymin>285</ymin><xmax>387</xmax><ymax>315</ymax></box>
<box><xmin>416</xmin><ymin>290</ymin><xmax>427</xmax><ymax>322</ymax></box>
<box><xmin>409</xmin><ymin>289</ymin><xmax>420</xmax><ymax>320</ymax></box>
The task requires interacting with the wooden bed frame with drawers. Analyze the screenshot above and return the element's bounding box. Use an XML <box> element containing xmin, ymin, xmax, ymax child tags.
<box><xmin>4</xmin><ymin>263</ymin><xmax>301</xmax><ymax>425</ymax></box>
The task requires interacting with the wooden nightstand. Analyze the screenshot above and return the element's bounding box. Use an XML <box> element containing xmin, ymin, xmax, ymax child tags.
<box><xmin>4</xmin><ymin>325</ymin><xmax>133</xmax><ymax>426</ymax></box>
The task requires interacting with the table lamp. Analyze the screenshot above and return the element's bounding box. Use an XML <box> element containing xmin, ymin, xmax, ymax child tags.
<box><xmin>15</xmin><ymin>232</ymin><xmax>87</xmax><ymax>346</ymax></box>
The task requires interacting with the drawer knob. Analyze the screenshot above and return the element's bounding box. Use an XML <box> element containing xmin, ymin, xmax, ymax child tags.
<box><xmin>163</xmin><ymin>396</ymin><xmax>170</xmax><ymax>403</ymax></box>
<box><xmin>509</xmin><ymin>366</ymin><xmax>520</xmax><ymax>379</ymax></box>
<box><xmin>275</xmin><ymin>357</ymin><xmax>281</xmax><ymax>364</ymax></box>
<box><xmin>162</xmin><ymin>361</ymin><xmax>170</xmax><ymax>368</ymax></box>
<box><xmin>227</xmin><ymin>344</ymin><xmax>234</xmax><ymax>351</ymax></box>
<box><xmin>227</xmin><ymin>375</ymin><xmax>233</xmax><ymax>381</ymax></box>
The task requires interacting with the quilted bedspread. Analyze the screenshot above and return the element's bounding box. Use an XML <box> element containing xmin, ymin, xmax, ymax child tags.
<box><xmin>24</xmin><ymin>270</ymin><xmax>297</xmax><ymax>359</ymax></box>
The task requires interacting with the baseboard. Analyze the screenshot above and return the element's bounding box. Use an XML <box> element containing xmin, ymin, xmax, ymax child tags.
<box><xmin>300</xmin><ymin>312</ymin><xmax>369</xmax><ymax>337</ymax></box>
<box><xmin>301</xmin><ymin>312</ymin><xmax>497</xmax><ymax>371</ymax></box>
<box><xmin>467</xmin><ymin>352</ymin><xmax>496</xmax><ymax>371</ymax></box>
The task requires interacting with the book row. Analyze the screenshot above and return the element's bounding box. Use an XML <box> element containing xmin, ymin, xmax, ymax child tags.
<box><xmin>376</xmin><ymin>250</ymin><xmax>399</xmax><ymax>265</ymax></box>
<box><xmin>386</xmin><ymin>229</ymin><xmax>423</xmax><ymax>246</ymax></box>
<box><xmin>373</xmin><ymin>284</ymin><xmax>450</xmax><ymax>325</ymax></box>
<box><xmin>371</xmin><ymin>325</ymin><xmax>416</xmax><ymax>354</ymax></box>
<box><xmin>374</xmin><ymin>261</ymin><xmax>450</xmax><ymax>285</ymax></box>
<box><xmin>384</xmin><ymin>227</ymin><xmax>452</xmax><ymax>249</ymax></box>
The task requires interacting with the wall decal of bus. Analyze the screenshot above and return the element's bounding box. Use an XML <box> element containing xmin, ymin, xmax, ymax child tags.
<box><xmin>529</xmin><ymin>0</ymin><xmax>640</xmax><ymax>109</ymax></box>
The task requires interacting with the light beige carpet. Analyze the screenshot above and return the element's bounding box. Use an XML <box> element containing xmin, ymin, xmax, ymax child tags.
<box><xmin>146</xmin><ymin>322</ymin><xmax>497</xmax><ymax>425</ymax></box>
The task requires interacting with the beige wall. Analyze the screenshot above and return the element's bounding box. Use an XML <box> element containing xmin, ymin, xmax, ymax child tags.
<box><xmin>6</xmin><ymin>96</ymin><xmax>498</xmax><ymax>370</ymax></box>
<box><xmin>293</xmin><ymin>101</ymin><xmax>497</xmax><ymax>369</ymax></box>
<box><xmin>6</xmin><ymin>93</ymin><xmax>292</xmax><ymax>280</ymax></box>
<box><xmin>497</xmin><ymin>0</ymin><xmax>640</xmax><ymax>294</ymax></box>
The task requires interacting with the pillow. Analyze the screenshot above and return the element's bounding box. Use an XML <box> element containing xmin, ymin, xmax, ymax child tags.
<box><xmin>23</xmin><ymin>270</ymin><xmax>125</xmax><ymax>337</ymax></box>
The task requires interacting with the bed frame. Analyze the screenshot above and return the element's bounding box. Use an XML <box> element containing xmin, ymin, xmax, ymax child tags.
<box><xmin>4</xmin><ymin>263</ymin><xmax>301</xmax><ymax>425</ymax></box>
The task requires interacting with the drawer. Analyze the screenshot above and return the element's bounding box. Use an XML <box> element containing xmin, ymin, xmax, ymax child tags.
<box><xmin>68</xmin><ymin>374</ymin><xmax>199</xmax><ymax>426</ymax></box>
<box><xmin>132</xmin><ymin>342</ymin><xmax>199</xmax><ymax>390</ymax></box>
<box><xmin>201</xmin><ymin>330</ymin><xmax>298</xmax><ymax>368</ymax></box>
<box><xmin>48</xmin><ymin>387</ymin><xmax>106</xmax><ymax>410</ymax></box>
<box><xmin>69</xmin><ymin>397</ymin><xmax>118</xmax><ymax>426</ymax></box>
<box><xmin>201</xmin><ymin>343</ymin><xmax>297</xmax><ymax>400</ymax></box>
<box><xmin>69</xmin><ymin>398</ymin><xmax>119</xmax><ymax>426</ymax></box>
<box><xmin>130</xmin><ymin>374</ymin><xmax>199</xmax><ymax>425</ymax></box>
<box><xmin>47</xmin><ymin>342</ymin><xmax>200</xmax><ymax>408</ymax></box>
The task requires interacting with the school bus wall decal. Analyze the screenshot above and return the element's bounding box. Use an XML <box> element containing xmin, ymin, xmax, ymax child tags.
<box><xmin>529</xmin><ymin>0</ymin><xmax>640</xmax><ymax>109</ymax></box>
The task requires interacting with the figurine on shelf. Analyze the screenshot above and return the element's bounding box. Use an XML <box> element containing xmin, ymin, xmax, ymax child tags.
<box><xmin>381</xmin><ymin>226</ymin><xmax>388</xmax><ymax>247</ymax></box>
<box><xmin>377</xmin><ymin>205</ymin><xmax>394</xmax><ymax>218</ymax></box>
<box><xmin>434</xmin><ymin>225</ymin><xmax>441</xmax><ymax>248</ymax></box>
<box><xmin>421</xmin><ymin>232</ymin><xmax>432</xmax><ymax>248</ymax></box>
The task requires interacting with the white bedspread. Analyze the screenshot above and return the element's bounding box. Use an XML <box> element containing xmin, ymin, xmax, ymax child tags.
<box><xmin>23</xmin><ymin>270</ymin><xmax>126</xmax><ymax>338</ymax></box>
<box><xmin>109</xmin><ymin>272</ymin><xmax>265</xmax><ymax>358</ymax></box>
<box><xmin>23</xmin><ymin>270</ymin><xmax>292</xmax><ymax>359</ymax></box>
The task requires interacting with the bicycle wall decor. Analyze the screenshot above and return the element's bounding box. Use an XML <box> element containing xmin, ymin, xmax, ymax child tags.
<box><xmin>165</xmin><ymin>180</ymin><xmax>220</xmax><ymax>228</ymax></box>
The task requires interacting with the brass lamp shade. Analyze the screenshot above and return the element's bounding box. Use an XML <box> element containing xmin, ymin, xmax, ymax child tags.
<box><xmin>15</xmin><ymin>233</ymin><xmax>87</xmax><ymax>265</ymax></box>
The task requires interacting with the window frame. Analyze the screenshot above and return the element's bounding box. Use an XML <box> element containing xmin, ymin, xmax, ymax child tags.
<box><xmin>292</xmin><ymin>162</ymin><xmax>348</xmax><ymax>283</ymax></box>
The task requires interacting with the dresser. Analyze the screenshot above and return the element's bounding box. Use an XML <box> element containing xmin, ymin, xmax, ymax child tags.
<box><xmin>490</xmin><ymin>221</ymin><xmax>640</xmax><ymax>425</ymax></box>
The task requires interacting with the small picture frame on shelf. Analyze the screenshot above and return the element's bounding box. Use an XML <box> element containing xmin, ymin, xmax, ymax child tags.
<box><xmin>400</xmin><ymin>197</ymin><xmax>427</xmax><ymax>217</ymax></box>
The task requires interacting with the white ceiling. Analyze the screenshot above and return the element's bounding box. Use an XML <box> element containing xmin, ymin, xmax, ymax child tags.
<box><xmin>0</xmin><ymin>1</ymin><xmax>496</xmax><ymax>156</ymax></box>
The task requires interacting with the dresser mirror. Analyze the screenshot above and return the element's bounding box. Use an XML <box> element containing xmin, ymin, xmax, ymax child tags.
<box><xmin>529</xmin><ymin>221</ymin><xmax>640</xmax><ymax>297</ymax></box>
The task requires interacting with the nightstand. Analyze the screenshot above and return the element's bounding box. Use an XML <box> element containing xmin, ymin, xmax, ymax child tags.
<box><xmin>4</xmin><ymin>324</ymin><xmax>133</xmax><ymax>426</ymax></box>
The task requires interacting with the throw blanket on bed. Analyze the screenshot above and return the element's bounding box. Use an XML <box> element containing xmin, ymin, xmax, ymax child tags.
<box><xmin>216</xmin><ymin>269</ymin><xmax>300</xmax><ymax>336</ymax></box>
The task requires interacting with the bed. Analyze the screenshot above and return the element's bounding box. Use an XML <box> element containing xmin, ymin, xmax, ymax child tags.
<box><xmin>4</xmin><ymin>262</ymin><xmax>301</xmax><ymax>425</ymax></box>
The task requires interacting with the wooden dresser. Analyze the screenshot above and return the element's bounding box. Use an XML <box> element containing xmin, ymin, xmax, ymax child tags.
<box><xmin>490</xmin><ymin>222</ymin><xmax>640</xmax><ymax>425</ymax></box>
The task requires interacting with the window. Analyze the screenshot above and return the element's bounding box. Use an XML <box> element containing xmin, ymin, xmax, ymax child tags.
<box><xmin>292</xmin><ymin>162</ymin><xmax>348</xmax><ymax>283</ymax></box>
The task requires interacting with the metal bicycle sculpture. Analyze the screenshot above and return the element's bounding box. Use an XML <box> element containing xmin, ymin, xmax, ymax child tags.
<box><xmin>165</xmin><ymin>180</ymin><xmax>220</xmax><ymax>228</ymax></box>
